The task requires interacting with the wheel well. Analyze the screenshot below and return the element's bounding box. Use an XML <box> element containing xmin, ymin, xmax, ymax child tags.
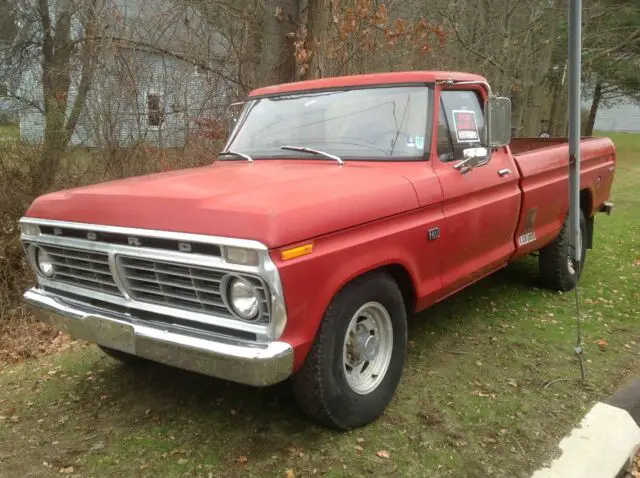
<box><xmin>381</xmin><ymin>264</ymin><xmax>417</xmax><ymax>316</ymax></box>
<box><xmin>580</xmin><ymin>188</ymin><xmax>593</xmax><ymax>217</ymax></box>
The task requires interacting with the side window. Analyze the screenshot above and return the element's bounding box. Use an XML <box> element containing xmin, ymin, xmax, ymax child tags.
<box><xmin>147</xmin><ymin>93</ymin><xmax>165</xmax><ymax>128</ymax></box>
<box><xmin>438</xmin><ymin>90</ymin><xmax>485</xmax><ymax>161</ymax></box>
<box><xmin>437</xmin><ymin>104</ymin><xmax>454</xmax><ymax>161</ymax></box>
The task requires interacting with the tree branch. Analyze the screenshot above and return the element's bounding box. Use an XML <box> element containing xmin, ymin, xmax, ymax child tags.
<box><xmin>443</xmin><ymin>12</ymin><xmax>505</xmax><ymax>74</ymax></box>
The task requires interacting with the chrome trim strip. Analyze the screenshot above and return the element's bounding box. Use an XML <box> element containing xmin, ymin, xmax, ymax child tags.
<box><xmin>108</xmin><ymin>251</ymin><xmax>131</xmax><ymax>300</ymax></box>
<box><xmin>22</xmin><ymin>233</ymin><xmax>258</xmax><ymax>273</ymax></box>
<box><xmin>24</xmin><ymin>288</ymin><xmax>294</xmax><ymax>386</ymax></box>
<box><xmin>19</xmin><ymin>218</ymin><xmax>268</xmax><ymax>250</ymax></box>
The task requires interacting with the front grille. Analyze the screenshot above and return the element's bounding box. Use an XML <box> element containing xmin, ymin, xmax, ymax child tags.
<box><xmin>117</xmin><ymin>256</ymin><xmax>270</xmax><ymax>323</ymax></box>
<box><xmin>41</xmin><ymin>244</ymin><xmax>121</xmax><ymax>295</ymax></box>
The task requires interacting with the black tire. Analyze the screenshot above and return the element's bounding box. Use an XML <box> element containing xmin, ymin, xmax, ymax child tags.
<box><xmin>98</xmin><ymin>345</ymin><xmax>145</xmax><ymax>364</ymax></box>
<box><xmin>539</xmin><ymin>211</ymin><xmax>587</xmax><ymax>291</ymax></box>
<box><xmin>291</xmin><ymin>272</ymin><xmax>407</xmax><ymax>430</ymax></box>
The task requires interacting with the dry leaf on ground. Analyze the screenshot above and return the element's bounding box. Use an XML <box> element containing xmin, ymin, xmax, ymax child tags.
<box><xmin>376</xmin><ymin>450</ymin><xmax>390</xmax><ymax>459</ymax></box>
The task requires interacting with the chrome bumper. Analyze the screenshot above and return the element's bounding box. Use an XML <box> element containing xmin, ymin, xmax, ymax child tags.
<box><xmin>23</xmin><ymin>288</ymin><xmax>294</xmax><ymax>387</ymax></box>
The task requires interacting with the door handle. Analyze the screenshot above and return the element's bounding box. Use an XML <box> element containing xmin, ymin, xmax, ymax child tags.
<box><xmin>498</xmin><ymin>168</ymin><xmax>512</xmax><ymax>177</ymax></box>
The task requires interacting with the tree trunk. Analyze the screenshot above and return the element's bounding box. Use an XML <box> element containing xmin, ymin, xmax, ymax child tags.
<box><xmin>30</xmin><ymin>0</ymin><xmax>98</xmax><ymax>196</ymax></box>
<box><xmin>585</xmin><ymin>81</ymin><xmax>602</xmax><ymax>136</ymax></box>
<box><xmin>257</xmin><ymin>0</ymin><xmax>299</xmax><ymax>87</ymax></box>
<box><xmin>304</xmin><ymin>0</ymin><xmax>330</xmax><ymax>80</ymax></box>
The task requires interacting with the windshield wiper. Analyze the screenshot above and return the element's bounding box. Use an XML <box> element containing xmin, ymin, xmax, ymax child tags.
<box><xmin>280</xmin><ymin>145</ymin><xmax>344</xmax><ymax>165</ymax></box>
<box><xmin>219</xmin><ymin>150</ymin><xmax>254</xmax><ymax>163</ymax></box>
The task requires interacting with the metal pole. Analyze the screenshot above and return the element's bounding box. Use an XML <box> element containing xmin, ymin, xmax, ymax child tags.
<box><xmin>568</xmin><ymin>0</ymin><xmax>582</xmax><ymax>263</ymax></box>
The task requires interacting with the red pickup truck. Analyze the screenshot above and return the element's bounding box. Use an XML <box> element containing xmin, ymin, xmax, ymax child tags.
<box><xmin>20</xmin><ymin>71</ymin><xmax>615</xmax><ymax>429</ymax></box>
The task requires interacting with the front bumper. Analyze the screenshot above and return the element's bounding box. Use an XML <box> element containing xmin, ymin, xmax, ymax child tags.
<box><xmin>24</xmin><ymin>288</ymin><xmax>294</xmax><ymax>386</ymax></box>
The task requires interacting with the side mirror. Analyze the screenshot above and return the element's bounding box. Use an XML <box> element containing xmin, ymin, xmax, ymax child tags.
<box><xmin>454</xmin><ymin>146</ymin><xmax>489</xmax><ymax>174</ymax></box>
<box><xmin>486</xmin><ymin>96</ymin><xmax>512</xmax><ymax>147</ymax></box>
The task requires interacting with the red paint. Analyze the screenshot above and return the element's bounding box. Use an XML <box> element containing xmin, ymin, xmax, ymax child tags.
<box><xmin>25</xmin><ymin>72</ymin><xmax>617</xmax><ymax>373</ymax></box>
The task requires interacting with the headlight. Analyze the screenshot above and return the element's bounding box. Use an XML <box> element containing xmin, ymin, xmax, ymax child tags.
<box><xmin>36</xmin><ymin>247</ymin><xmax>54</xmax><ymax>278</ymax></box>
<box><xmin>227</xmin><ymin>276</ymin><xmax>260</xmax><ymax>320</ymax></box>
<box><xmin>21</xmin><ymin>223</ymin><xmax>41</xmax><ymax>236</ymax></box>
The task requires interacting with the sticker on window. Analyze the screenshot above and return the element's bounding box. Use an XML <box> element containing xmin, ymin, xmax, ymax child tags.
<box><xmin>452</xmin><ymin>109</ymin><xmax>480</xmax><ymax>143</ymax></box>
<box><xmin>415</xmin><ymin>136</ymin><xmax>425</xmax><ymax>149</ymax></box>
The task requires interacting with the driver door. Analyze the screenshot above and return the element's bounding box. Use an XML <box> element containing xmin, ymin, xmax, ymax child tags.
<box><xmin>433</xmin><ymin>88</ymin><xmax>521</xmax><ymax>294</ymax></box>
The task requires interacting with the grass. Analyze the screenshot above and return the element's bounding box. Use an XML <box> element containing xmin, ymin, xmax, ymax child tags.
<box><xmin>0</xmin><ymin>123</ymin><xmax>20</xmax><ymax>141</ymax></box>
<box><xmin>1</xmin><ymin>132</ymin><xmax>639</xmax><ymax>477</ymax></box>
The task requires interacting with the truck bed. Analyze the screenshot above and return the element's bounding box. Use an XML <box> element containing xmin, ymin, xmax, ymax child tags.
<box><xmin>510</xmin><ymin>136</ymin><xmax>600</xmax><ymax>155</ymax></box>
<box><xmin>508</xmin><ymin>135</ymin><xmax>616</xmax><ymax>258</ymax></box>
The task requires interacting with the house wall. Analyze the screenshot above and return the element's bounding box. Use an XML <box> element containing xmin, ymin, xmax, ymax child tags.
<box><xmin>19</xmin><ymin>49</ymin><xmax>228</xmax><ymax>147</ymax></box>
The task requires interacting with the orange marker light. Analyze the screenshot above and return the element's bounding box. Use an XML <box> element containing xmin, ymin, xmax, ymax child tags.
<box><xmin>281</xmin><ymin>243</ymin><xmax>314</xmax><ymax>261</ymax></box>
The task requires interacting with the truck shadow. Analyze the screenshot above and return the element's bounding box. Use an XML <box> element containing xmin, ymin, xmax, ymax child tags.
<box><xmin>67</xmin><ymin>256</ymin><xmax>544</xmax><ymax>454</ymax></box>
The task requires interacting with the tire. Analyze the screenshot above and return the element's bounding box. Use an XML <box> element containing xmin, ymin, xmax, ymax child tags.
<box><xmin>539</xmin><ymin>211</ymin><xmax>587</xmax><ymax>291</ymax></box>
<box><xmin>291</xmin><ymin>272</ymin><xmax>407</xmax><ymax>430</ymax></box>
<box><xmin>98</xmin><ymin>345</ymin><xmax>145</xmax><ymax>365</ymax></box>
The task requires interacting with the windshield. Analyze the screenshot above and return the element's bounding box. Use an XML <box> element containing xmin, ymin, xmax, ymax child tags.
<box><xmin>224</xmin><ymin>86</ymin><xmax>432</xmax><ymax>160</ymax></box>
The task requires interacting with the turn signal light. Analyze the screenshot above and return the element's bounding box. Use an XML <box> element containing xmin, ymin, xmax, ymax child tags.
<box><xmin>281</xmin><ymin>243</ymin><xmax>313</xmax><ymax>261</ymax></box>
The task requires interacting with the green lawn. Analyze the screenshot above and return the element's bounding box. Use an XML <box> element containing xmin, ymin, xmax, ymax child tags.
<box><xmin>0</xmin><ymin>123</ymin><xmax>20</xmax><ymax>140</ymax></box>
<box><xmin>1</xmin><ymin>133</ymin><xmax>639</xmax><ymax>478</ymax></box>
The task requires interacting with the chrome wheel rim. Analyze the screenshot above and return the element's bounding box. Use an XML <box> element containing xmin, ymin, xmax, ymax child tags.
<box><xmin>342</xmin><ymin>302</ymin><xmax>393</xmax><ymax>395</ymax></box>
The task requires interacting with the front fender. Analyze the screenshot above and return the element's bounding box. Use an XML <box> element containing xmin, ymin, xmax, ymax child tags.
<box><xmin>272</xmin><ymin>205</ymin><xmax>444</xmax><ymax>372</ymax></box>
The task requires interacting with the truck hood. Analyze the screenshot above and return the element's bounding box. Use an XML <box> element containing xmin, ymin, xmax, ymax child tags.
<box><xmin>26</xmin><ymin>160</ymin><xmax>421</xmax><ymax>248</ymax></box>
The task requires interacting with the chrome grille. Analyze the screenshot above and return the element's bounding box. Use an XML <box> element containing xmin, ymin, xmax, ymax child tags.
<box><xmin>117</xmin><ymin>256</ymin><xmax>270</xmax><ymax>322</ymax></box>
<box><xmin>40</xmin><ymin>244</ymin><xmax>121</xmax><ymax>295</ymax></box>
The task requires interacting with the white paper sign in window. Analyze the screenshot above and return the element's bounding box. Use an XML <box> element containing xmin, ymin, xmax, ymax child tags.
<box><xmin>452</xmin><ymin>109</ymin><xmax>479</xmax><ymax>143</ymax></box>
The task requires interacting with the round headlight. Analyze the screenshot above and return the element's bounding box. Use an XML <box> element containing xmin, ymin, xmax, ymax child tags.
<box><xmin>36</xmin><ymin>248</ymin><xmax>54</xmax><ymax>277</ymax></box>
<box><xmin>228</xmin><ymin>277</ymin><xmax>260</xmax><ymax>320</ymax></box>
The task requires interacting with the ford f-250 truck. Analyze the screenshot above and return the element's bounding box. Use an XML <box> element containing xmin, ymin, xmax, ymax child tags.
<box><xmin>20</xmin><ymin>71</ymin><xmax>616</xmax><ymax>429</ymax></box>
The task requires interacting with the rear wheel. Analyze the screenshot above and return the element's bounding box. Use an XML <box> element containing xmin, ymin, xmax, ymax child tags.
<box><xmin>291</xmin><ymin>272</ymin><xmax>407</xmax><ymax>430</ymax></box>
<box><xmin>539</xmin><ymin>211</ymin><xmax>587</xmax><ymax>291</ymax></box>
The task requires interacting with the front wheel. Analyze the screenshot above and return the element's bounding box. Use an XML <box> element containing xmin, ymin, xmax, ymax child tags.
<box><xmin>539</xmin><ymin>211</ymin><xmax>587</xmax><ymax>291</ymax></box>
<box><xmin>291</xmin><ymin>272</ymin><xmax>407</xmax><ymax>430</ymax></box>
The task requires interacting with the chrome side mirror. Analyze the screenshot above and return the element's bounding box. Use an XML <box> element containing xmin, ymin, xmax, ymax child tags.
<box><xmin>454</xmin><ymin>147</ymin><xmax>489</xmax><ymax>174</ymax></box>
<box><xmin>487</xmin><ymin>97</ymin><xmax>512</xmax><ymax>147</ymax></box>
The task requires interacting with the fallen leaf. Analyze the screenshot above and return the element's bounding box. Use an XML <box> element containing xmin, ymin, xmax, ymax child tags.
<box><xmin>355</xmin><ymin>445</ymin><xmax>364</xmax><ymax>452</ymax></box>
<box><xmin>471</xmin><ymin>391</ymin><xmax>495</xmax><ymax>398</ymax></box>
<box><xmin>484</xmin><ymin>437</ymin><xmax>497</xmax><ymax>443</ymax></box>
<box><xmin>376</xmin><ymin>450</ymin><xmax>390</xmax><ymax>459</ymax></box>
<box><xmin>499</xmin><ymin>428</ymin><xmax>508</xmax><ymax>435</ymax></box>
<box><xmin>237</xmin><ymin>456</ymin><xmax>248</xmax><ymax>465</ymax></box>
<box><xmin>597</xmin><ymin>339</ymin><xmax>608</xmax><ymax>351</ymax></box>
<box><xmin>177</xmin><ymin>458</ymin><xmax>188</xmax><ymax>465</ymax></box>
<box><xmin>507</xmin><ymin>380</ymin><xmax>517</xmax><ymax>387</ymax></box>
<box><xmin>284</xmin><ymin>470</ymin><xmax>295</xmax><ymax>478</ymax></box>
<box><xmin>356</xmin><ymin>437</ymin><xmax>365</xmax><ymax>443</ymax></box>
<box><xmin>59</xmin><ymin>467</ymin><xmax>74</xmax><ymax>474</ymax></box>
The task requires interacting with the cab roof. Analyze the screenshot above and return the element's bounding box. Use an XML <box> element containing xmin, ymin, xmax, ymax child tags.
<box><xmin>249</xmin><ymin>71</ymin><xmax>488</xmax><ymax>97</ymax></box>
